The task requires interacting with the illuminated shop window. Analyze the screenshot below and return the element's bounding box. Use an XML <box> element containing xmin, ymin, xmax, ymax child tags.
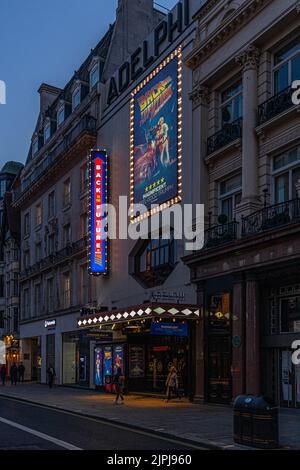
<box><xmin>208</xmin><ymin>293</ymin><xmax>231</xmax><ymax>329</ymax></box>
<box><xmin>274</xmin><ymin>36</ymin><xmax>300</xmax><ymax>94</ymax></box>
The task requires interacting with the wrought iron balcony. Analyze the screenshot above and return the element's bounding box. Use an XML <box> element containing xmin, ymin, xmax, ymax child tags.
<box><xmin>258</xmin><ymin>86</ymin><xmax>294</xmax><ymax>126</ymax></box>
<box><xmin>242</xmin><ymin>199</ymin><xmax>300</xmax><ymax>236</ymax></box>
<box><xmin>207</xmin><ymin>118</ymin><xmax>242</xmax><ymax>156</ymax></box>
<box><xmin>203</xmin><ymin>221</ymin><xmax>239</xmax><ymax>249</ymax></box>
<box><xmin>14</xmin><ymin>115</ymin><xmax>96</xmax><ymax>202</ymax></box>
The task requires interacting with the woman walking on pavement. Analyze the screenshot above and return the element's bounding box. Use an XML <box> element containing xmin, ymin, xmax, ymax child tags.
<box><xmin>165</xmin><ymin>366</ymin><xmax>179</xmax><ymax>402</ymax></box>
<box><xmin>47</xmin><ymin>364</ymin><xmax>56</xmax><ymax>388</ymax></box>
<box><xmin>113</xmin><ymin>367</ymin><xmax>125</xmax><ymax>405</ymax></box>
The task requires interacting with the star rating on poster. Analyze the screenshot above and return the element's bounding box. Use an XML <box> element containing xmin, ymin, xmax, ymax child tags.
<box><xmin>145</xmin><ymin>177</ymin><xmax>165</xmax><ymax>193</ymax></box>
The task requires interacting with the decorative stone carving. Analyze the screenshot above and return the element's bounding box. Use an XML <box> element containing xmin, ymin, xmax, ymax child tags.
<box><xmin>235</xmin><ymin>45</ymin><xmax>260</xmax><ymax>71</ymax></box>
<box><xmin>189</xmin><ymin>85</ymin><xmax>210</xmax><ymax>109</ymax></box>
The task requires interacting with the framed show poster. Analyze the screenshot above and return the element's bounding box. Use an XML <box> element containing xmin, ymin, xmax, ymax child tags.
<box><xmin>129</xmin><ymin>345</ymin><xmax>145</xmax><ymax>378</ymax></box>
<box><xmin>94</xmin><ymin>348</ymin><xmax>103</xmax><ymax>388</ymax></box>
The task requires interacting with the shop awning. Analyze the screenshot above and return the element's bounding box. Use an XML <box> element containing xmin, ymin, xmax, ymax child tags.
<box><xmin>77</xmin><ymin>303</ymin><xmax>201</xmax><ymax>328</ymax></box>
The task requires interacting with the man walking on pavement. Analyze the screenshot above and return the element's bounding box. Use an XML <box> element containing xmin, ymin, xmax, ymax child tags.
<box><xmin>18</xmin><ymin>362</ymin><xmax>25</xmax><ymax>383</ymax></box>
<box><xmin>10</xmin><ymin>363</ymin><xmax>18</xmax><ymax>386</ymax></box>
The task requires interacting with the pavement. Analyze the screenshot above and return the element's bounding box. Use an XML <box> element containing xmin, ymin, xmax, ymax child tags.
<box><xmin>0</xmin><ymin>383</ymin><xmax>299</xmax><ymax>450</ymax></box>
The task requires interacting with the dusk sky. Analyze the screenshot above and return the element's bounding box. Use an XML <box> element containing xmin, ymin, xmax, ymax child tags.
<box><xmin>0</xmin><ymin>0</ymin><xmax>177</xmax><ymax>167</ymax></box>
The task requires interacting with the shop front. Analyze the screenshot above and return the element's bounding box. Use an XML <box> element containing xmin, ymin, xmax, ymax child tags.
<box><xmin>78</xmin><ymin>304</ymin><xmax>201</xmax><ymax>398</ymax></box>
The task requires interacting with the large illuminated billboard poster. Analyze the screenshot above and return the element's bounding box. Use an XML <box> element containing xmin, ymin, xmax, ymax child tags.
<box><xmin>130</xmin><ymin>48</ymin><xmax>182</xmax><ymax>222</ymax></box>
<box><xmin>89</xmin><ymin>149</ymin><xmax>108</xmax><ymax>275</ymax></box>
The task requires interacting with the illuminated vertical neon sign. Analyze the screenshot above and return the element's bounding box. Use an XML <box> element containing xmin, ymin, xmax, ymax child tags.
<box><xmin>89</xmin><ymin>149</ymin><xmax>108</xmax><ymax>275</ymax></box>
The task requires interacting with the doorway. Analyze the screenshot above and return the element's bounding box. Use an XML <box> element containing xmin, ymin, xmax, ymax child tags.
<box><xmin>207</xmin><ymin>335</ymin><xmax>231</xmax><ymax>403</ymax></box>
<box><xmin>280</xmin><ymin>350</ymin><xmax>300</xmax><ymax>408</ymax></box>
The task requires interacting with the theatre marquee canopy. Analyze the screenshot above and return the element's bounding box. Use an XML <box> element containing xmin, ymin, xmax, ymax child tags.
<box><xmin>77</xmin><ymin>303</ymin><xmax>201</xmax><ymax>328</ymax></box>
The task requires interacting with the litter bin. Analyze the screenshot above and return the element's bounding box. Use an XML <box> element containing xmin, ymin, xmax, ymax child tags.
<box><xmin>233</xmin><ymin>395</ymin><xmax>279</xmax><ymax>449</ymax></box>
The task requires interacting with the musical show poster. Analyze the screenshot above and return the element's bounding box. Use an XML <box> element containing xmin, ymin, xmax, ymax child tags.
<box><xmin>132</xmin><ymin>54</ymin><xmax>179</xmax><ymax>210</ymax></box>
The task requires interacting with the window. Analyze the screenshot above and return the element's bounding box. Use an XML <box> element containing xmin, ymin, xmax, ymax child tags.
<box><xmin>32</xmin><ymin>138</ymin><xmax>39</xmax><ymax>157</ymax></box>
<box><xmin>219</xmin><ymin>174</ymin><xmax>242</xmax><ymax>222</ymax></box>
<box><xmin>79</xmin><ymin>265</ymin><xmax>91</xmax><ymax>304</ymax></box>
<box><xmin>281</xmin><ymin>296</ymin><xmax>300</xmax><ymax>333</ymax></box>
<box><xmin>36</xmin><ymin>242</ymin><xmax>42</xmax><ymax>263</ymax></box>
<box><xmin>23</xmin><ymin>250</ymin><xmax>30</xmax><ymax>269</ymax></box>
<box><xmin>47</xmin><ymin>279</ymin><xmax>54</xmax><ymax>313</ymax></box>
<box><xmin>90</xmin><ymin>63</ymin><xmax>100</xmax><ymax>90</ymax></box>
<box><xmin>48</xmin><ymin>191</ymin><xmax>55</xmax><ymax>218</ymax></box>
<box><xmin>80</xmin><ymin>164</ymin><xmax>89</xmax><ymax>193</ymax></box>
<box><xmin>72</xmin><ymin>87</ymin><xmax>81</xmax><ymax>110</ymax></box>
<box><xmin>80</xmin><ymin>213</ymin><xmax>89</xmax><ymax>238</ymax></box>
<box><xmin>24</xmin><ymin>212</ymin><xmax>30</xmax><ymax>236</ymax></box>
<box><xmin>23</xmin><ymin>288</ymin><xmax>30</xmax><ymax>319</ymax></box>
<box><xmin>62</xmin><ymin>272</ymin><xmax>71</xmax><ymax>309</ymax></box>
<box><xmin>274</xmin><ymin>36</ymin><xmax>300</xmax><ymax>94</ymax></box>
<box><xmin>48</xmin><ymin>234</ymin><xmax>55</xmax><ymax>256</ymax></box>
<box><xmin>35</xmin><ymin>203</ymin><xmax>42</xmax><ymax>226</ymax></box>
<box><xmin>220</xmin><ymin>80</ymin><xmax>243</xmax><ymax>127</ymax></box>
<box><xmin>63</xmin><ymin>178</ymin><xmax>71</xmax><ymax>207</ymax></box>
<box><xmin>0</xmin><ymin>275</ymin><xmax>4</xmax><ymax>297</ymax></box>
<box><xmin>134</xmin><ymin>231</ymin><xmax>177</xmax><ymax>287</ymax></box>
<box><xmin>57</xmin><ymin>105</ymin><xmax>65</xmax><ymax>127</ymax></box>
<box><xmin>34</xmin><ymin>284</ymin><xmax>41</xmax><ymax>316</ymax></box>
<box><xmin>0</xmin><ymin>179</ymin><xmax>7</xmax><ymax>198</ymax></box>
<box><xmin>12</xmin><ymin>278</ymin><xmax>18</xmax><ymax>296</ymax></box>
<box><xmin>6</xmin><ymin>281</ymin><xmax>10</xmax><ymax>299</ymax></box>
<box><xmin>273</xmin><ymin>146</ymin><xmax>300</xmax><ymax>203</ymax></box>
<box><xmin>63</xmin><ymin>224</ymin><xmax>71</xmax><ymax>246</ymax></box>
<box><xmin>44</xmin><ymin>121</ymin><xmax>51</xmax><ymax>143</ymax></box>
<box><xmin>0</xmin><ymin>311</ymin><xmax>4</xmax><ymax>329</ymax></box>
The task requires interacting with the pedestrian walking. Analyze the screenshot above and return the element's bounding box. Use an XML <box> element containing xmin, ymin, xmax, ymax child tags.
<box><xmin>18</xmin><ymin>362</ymin><xmax>25</xmax><ymax>383</ymax></box>
<box><xmin>165</xmin><ymin>366</ymin><xmax>179</xmax><ymax>402</ymax></box>
<box><xmin>10</xmin><ymin>363</ymin><xmax>18</xmax><ymax>386</ymax></box>
<box><xmin>113</xmin><ymin>367</ymin><xmax>125</xmax><ymax>404</ymax></box>
<box><xmin>0</xmin><ymin>364</ymin><xmax>6</xmax><ymax>386</ymax></box>
<box><xmin>47</xmin><ymin>365</ymin><xmax>56</xmax><ymax>388</ymax></box>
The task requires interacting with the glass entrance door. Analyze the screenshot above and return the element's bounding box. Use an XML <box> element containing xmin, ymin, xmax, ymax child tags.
<box><xmin>207</xmin><ymin>335</ymin><xmax>232</xmax><ymax>403</ymax></box>
<box><xmin>280</xmin><ymin>350</ymin><xmax>300</xmax><ymax>408</ymax></box>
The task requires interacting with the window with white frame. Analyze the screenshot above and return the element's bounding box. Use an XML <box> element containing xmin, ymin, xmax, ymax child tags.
<box><xmin>57</xmin><ymin>105</ymin><xmax>65</xmax><ymax>127</ymax></box>
<box><xmin>273</xmin><ymin>145</ymin><xmax>300</xmax><ymax>204</ymax></box>
<box><xmin>72</xmin><ymin>86</ymin><xmax>81</xmax><ymax>110</ymax></box>
<box><xmin>219</xmin><ymin>174</ymin><xmax>242</xmax><ymax>222</ymax></box>
<box><xmin>273</xmin><ymin>36</ymin><xmax>300</xmax><ymax>94</ymax></box>
<box><xmin>220</xmin><ymin>80</ymin><xmax>243</xmax><ymax>127</ymax></box>
<box><xmin>44</xmin><ymin>121</ymin><xmax>51</xmax><ymax>143</ymax></box>
<box><xmin>90</xmin><ymin>63</ymin><xmax>100</xmax><ymax>90</ymax></box>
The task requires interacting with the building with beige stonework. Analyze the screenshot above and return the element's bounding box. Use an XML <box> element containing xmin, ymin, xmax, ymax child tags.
<box><xmin>184</xmin><ymin>0</ymin><xmax>300</xmax><ymax>406</ymax></box>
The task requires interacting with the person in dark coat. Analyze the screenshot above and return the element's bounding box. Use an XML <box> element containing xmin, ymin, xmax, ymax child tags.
<box><xmin>18</xmin><ymin>362</ymin><xmax>25</xmax><ymax>383</ymax></box>
<box><xmin>10</xmin><ymin>363</ymin><xmax>18</xmax><ymax>386</ymax></box>
<box><xmin>47</xmin><ymin>365</ymin><xmax>56</xmax><ymax>388</ymax></box>
<box><xmin>113</xmin><ymin>367</ymin><xmax>125</xmax><ymax>404</ymax></box>
<box><xmin>0</xmin><ymin>364</ymin><xmax>6</xmax><ymax>386</ymax></box>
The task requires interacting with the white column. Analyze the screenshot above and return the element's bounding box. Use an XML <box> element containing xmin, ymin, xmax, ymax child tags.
<box><xmin>189</xmin><ymin>82</ymin><xmax>209</xmax><ymax>207</ymax></box>
<box><xmin>235</xmin><ymin>45</ymin><xmax>261</xmax><ymax>216</ymax></box>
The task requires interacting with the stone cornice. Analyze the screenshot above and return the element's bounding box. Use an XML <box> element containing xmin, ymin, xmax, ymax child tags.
<box><xmin>193</xmin><ymin>0</ymin><xmax>219</xmax><ymax>21</ymax></box>
<box><xmin>185</xmin><ymin>0</ymin><xmax>272</xmax><ymax>69</ymax></box>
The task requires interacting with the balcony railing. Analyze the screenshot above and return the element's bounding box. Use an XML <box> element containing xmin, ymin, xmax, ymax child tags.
<box><xmin>258</xmin><ymin>86</ymin><xmax>294</xmax><ymax>126</ymax></box>
<box><xmin>242</xmin><ymin>199</ymin><xmax>300</xmax><ymax>236</ymax></box>
<box><xmin>14</xmin><ymin>115</ymin><xmax>96</xmax><ymax>202</ymax></box>
<box><xmin>20</xmin><ymin>237</ymin><xmax>88</xmax><ymax>279</ymax></box>
<box><xmin>203</xmin><ymin>221</ymin><xmax>239</xmax><ymax>249</ymax></box>
<box><xmin>207</xmin><ymin>118</ymin><xmax>242</xmax><ymax>156</ymax></box>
